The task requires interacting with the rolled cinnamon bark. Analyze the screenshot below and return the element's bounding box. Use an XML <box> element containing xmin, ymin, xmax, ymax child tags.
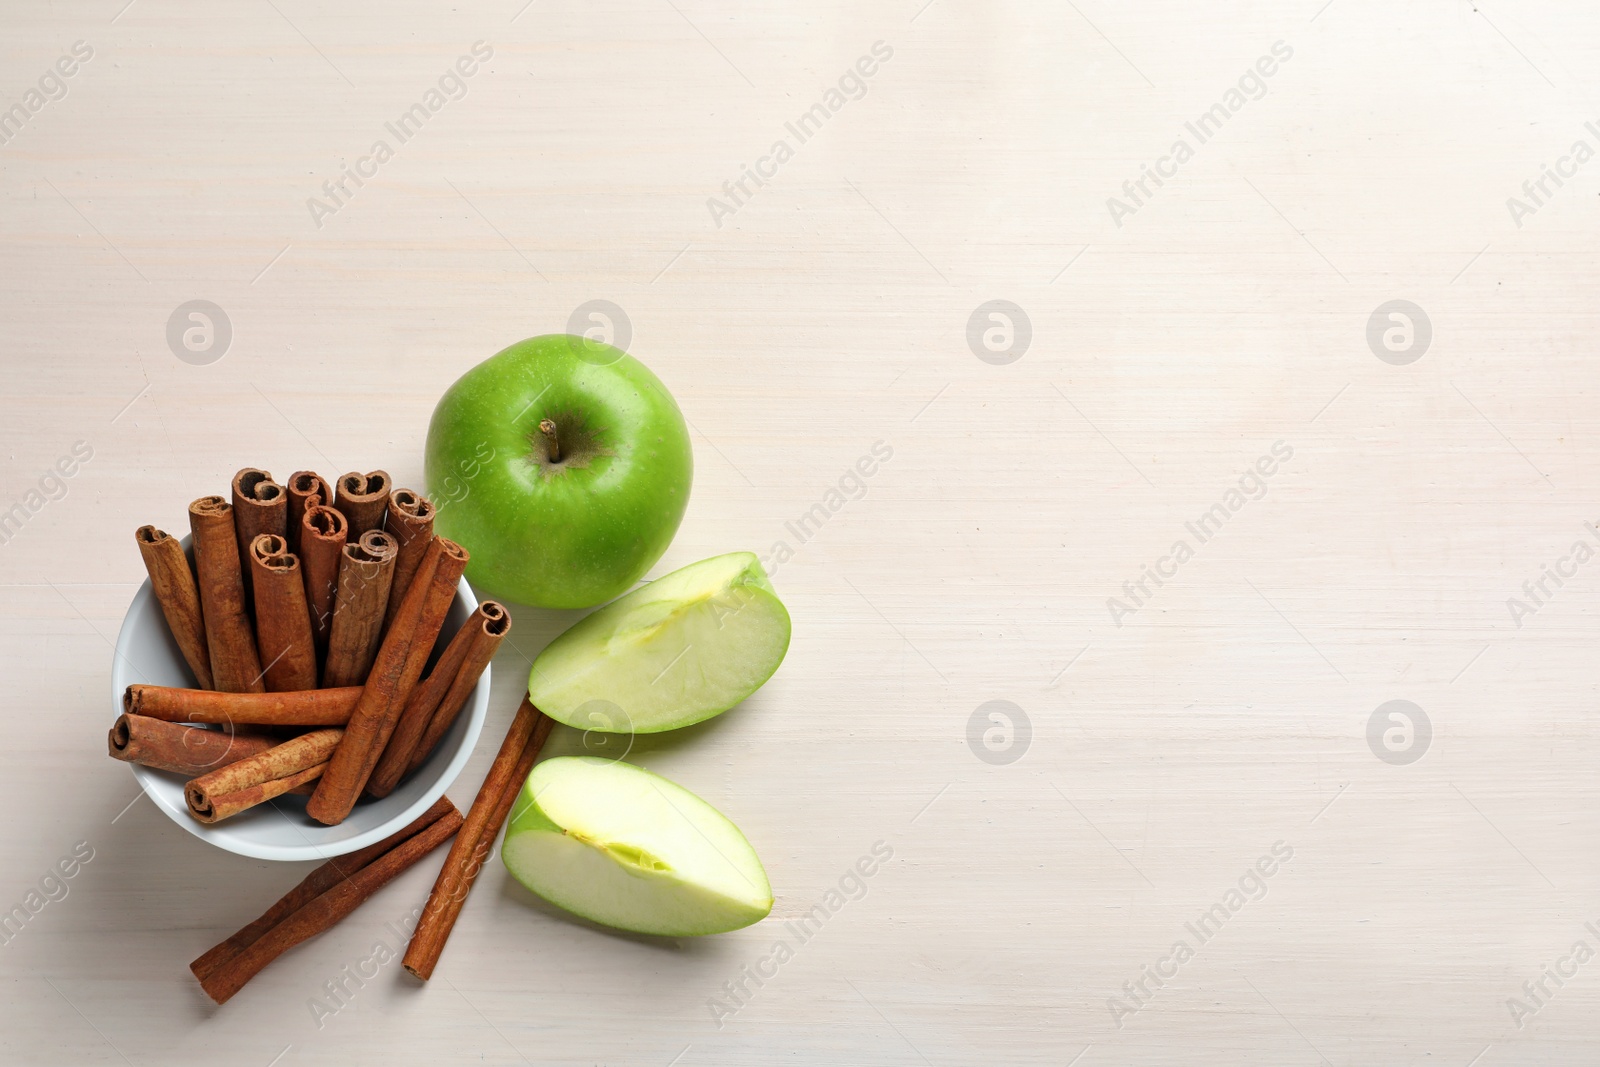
<box><xmin>368</xmin><ymin>601</ymin><xmax>508</xmax><ymax>797</ymax></box>
<box><xmin>285</xmin><ymin>471</ymin><xmax>329</xmax><ymax>556</ymax></box>
<box><xmin>395</xmin><ymin>541</ymin><xmax>473</xmax><ymax>695</ymax></box>
<box><xmin>190</xmin><ymin>795</ymin><xmax>458</xmax><ymax>986</ymax></box>
<box><xmin>192</xmin><ymin>765</ymin><xmax>324</xmax><ymax>823</ymax></box>
<box><xmin>124</xmin><ymin>684</ymin><xmax>361</xmax><ymax>726</ymax></box>
<box><xmin>231</xmin><ymin>469</ymin><xmax>286</xmax><ymax>607</ymax></box>
<box><xmin>404</xmin><ymin>698</ymin><xmax>553</xmax><ymax>980</ymax></box>
<box><xmin>406</xmin><ymin>602</ymin><xmax>509</xmax><ymax>776</ymax></box>
<box><xmin>299</xmin><ymin>504</ymin><xmax>347</xmax><ymax>659</ymax></box>
<box><xmin>185</xmin><ymin>728</ymin><xmax>344</xmax><ymax>823</ymax></box>
<box><xmin>307</xmin><ymin>538</ymin><xmax>468</xmax><ymax>825</ymax></box>
<box><xmin>382</xmin><ymin>489</ymin><xmax>435</xmax><ymax>629</ymax></box>
<box><xmin>366</xmin><ymin>607</ymin><xmax>479</xmax><ymax>798</ymax></box>
<box><xmin>323</xmin><ymin>530</ymin><xmax>399</xmax><ymax>688</ymax></box>
<box><xmin>334</xmin><ymin>470</ymin><xmax>390</xmax><ymax>538</ymax></box>
<box><xmin>247</xmin><ymin>535</ymin><xmax>318</xmax><ymax>692</ymax></box>
<box><xmin>188</xmin><ymin>496</ymin><xmax>265</xmax><ymax>693</ymax></box>
<box><xmin>134</xmin><ymin>525</ymin><xmax>213</xmax><ymax>690</ymax></box>
<box><xmin>109</xmin><ymin>714</ymin><xmax>276</xmax><ymax>776</ymax></box>
<box><xmin>192</xmin><ymin>797</ymin><xmax>464</xmax><ymax>1004</ymax></box>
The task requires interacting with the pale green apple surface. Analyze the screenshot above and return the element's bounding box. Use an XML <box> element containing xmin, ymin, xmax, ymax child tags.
<box><xmin>502</xmin><ymin>756</ymin><xmax>772</xmax><ymax>936</ymax></box>
<box><xmin>528</xmin><ymin>551</ymin><xmax>790</xmax><ymax>734</ymax></box>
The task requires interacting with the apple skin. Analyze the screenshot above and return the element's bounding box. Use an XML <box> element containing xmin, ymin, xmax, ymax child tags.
<box><xmin>528</xmin><ymin>551</ymin><xmax>792</xmax><ymax>734</ymax></box>
<box><xmin>425</xmin><ymin>335</ymin><xmax>693</xmax><ymax>609</ymax></box>
<box><xmin>502</xmin><ymin>756</ymin><xmax>772</xmax><ymax>936</ymax></box>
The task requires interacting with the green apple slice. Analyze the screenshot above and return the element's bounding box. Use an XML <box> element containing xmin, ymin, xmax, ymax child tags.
<box><xmin>527</xmin><ymin>551</ymin><xmax>790</xmax><ymax>733</ymax></box>
<box><xmin>502</xmin><ymin>756</ymin><xmax>772</xmax><ymax>936</ymax></box>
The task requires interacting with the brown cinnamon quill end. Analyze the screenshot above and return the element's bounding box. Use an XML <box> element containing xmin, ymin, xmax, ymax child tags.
<box><xmin>389</xmin><ymin>488</ymin><xmax>436</xmax><ymax>522</ymax></box>
<box><xmin>109</xmin><ymin>715</ymin><xmax>132</xmax><ymax>754</ymax></box>
<box><xmin>289</xmin><ymin>471</ymin><xmax>326</xmax><ymax>496</ymax></box>
<box><xmin>304</xmin><ymin>506</ymin><xmax>347</xmax><ymax>539</ymax></box>
<box><xmin>233</xmin><ymin>468</ymin><xmax>284</xmax><ymax>504</ymax></box>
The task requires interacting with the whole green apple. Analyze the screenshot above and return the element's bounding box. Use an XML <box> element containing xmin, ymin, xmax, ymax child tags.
<box><xmin>425</xmin><ymin>334</ymin><xmax>693</xmax><ymax>609</ymax></box>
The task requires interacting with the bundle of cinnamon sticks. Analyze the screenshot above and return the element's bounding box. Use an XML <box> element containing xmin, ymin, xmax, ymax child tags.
<box><xmin>113</xmin><ymin>468</ymin><xmax>510</xmax><ymax>825</ymax></box>
<box><xmin>114</xmin><ymin>467</ymin><xmax>552</xmax><ymax>1003</ymax></box>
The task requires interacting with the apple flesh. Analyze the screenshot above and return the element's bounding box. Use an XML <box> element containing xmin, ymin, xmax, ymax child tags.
<box><xmin>528</xmin><ymin>551</ymin><xmax>790</xmax><ymax>734</ymax></box>
<box><xmin>502</xmin><ymin>756</ymin><xmax>772</xmax><ymax>936</ymax></box>
<box><xmin>424</xmin><ymin>334</ymin><xmax>693</xmax><ymax>609</ymax></box>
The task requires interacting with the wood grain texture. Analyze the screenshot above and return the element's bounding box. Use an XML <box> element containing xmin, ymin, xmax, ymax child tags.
<box><xmin>2</xmin><ymin>0</ymin><xmax>1600</xmax><ymax>1063</ymax></box>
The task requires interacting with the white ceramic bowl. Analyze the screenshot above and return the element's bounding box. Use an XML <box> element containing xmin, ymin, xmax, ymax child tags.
<box><xmin>112</xmin><ymin>540</ymin><xmax>488</xmax><ymax>862</ymax></box>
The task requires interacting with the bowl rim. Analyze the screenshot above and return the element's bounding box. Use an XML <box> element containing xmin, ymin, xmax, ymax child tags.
<box><xmin>112</xmin><ymin>546</ymin><xmax>487</xmax><ymax>862</ymax></box>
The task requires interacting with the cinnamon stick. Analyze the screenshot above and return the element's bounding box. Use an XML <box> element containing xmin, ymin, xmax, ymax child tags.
<box><xmin>231</xmin><ymin>469</ymin><xmax>287</xmax><ymax>607</ymax></box>
<box><xmin>195</xmin><ymin>766</ymin><xmax>323</xmax><ymax>822</ymax></box>
<box><xmin>285</xmin><ymin>471</ymin><xmax>329</xmax><ymax>556</ymax></box>
<box><xmin>299</xmin><ymin>504</ymin><xmax>347</xmax><ymax>659</ymax></box>
<box><xmin>394</xmin><ymin>541</ymin><xmax>473</xmax><ymax>698</ymax></box>
<box><xmin>368</xmin><ymin>601</ymin><xmax>507</xmax><ymax>798</ymax></box>
<box><xmin>190</xmin><ymin>795</ymin><xmax>457</xmax><ymax>986</ymax></box>
<box><xmin>109</xmin><ymin>714</ymin><xmax>276</xmax><ymax>777</ymax></box>
<box><xmin>404</xmin><ymin>697</ymin><xmax>553</xmax><ymax>980</ymax></box>
<box><xmin>382</xmin><ymin>488</ymin><xmax>435</xmax><ymax>629</ymax></box>
<box><xmin>307</xmin><ymin>538</ymin><xmax>468</xmax><ymax>825</ymax></box>
<box><xmin>365</xmin><ymin>605</ymin><xmax>484</xmax><ymax>797</ymax></box>
<box><xmin>322</xmin><ymin>530</ymin><xmax>398</xmax><ymax>688</ymax></box>
<box><xmin>192</xmin><ymin>797</ymin><xmax>464</xmax><ymax>1004</ymax></box>
<box><xmin>133</xmin><ymin>525</ymin><xmax>213</xmax><ymax>690</ymax></box>
<box><xmin>406</xmin><ymin>602</ymin><xmax>509</xmax><ymax>776</ymax></box>
<box><xmin>185</xmin><ymin>728</ymin><xmax>343</xmax><ymax>823</ymax></box>
<box><xmin>334</xmin><ymin>470</ymin><xmax>390</xmax><ymax>538</ymax></box>
<box><xmin>124</xmin><ymin>684</ymin><xmax>361</xmax><ymax>726</ymax></box>
<box><xmin>188</xmin><ymin>496</ymin><xmax>265</xmax><ymax>693</ymax></box>
<box><xmin>247</xmin><ymin>535</ymin><xmax>318</xmax><ymax>692</ymax></box>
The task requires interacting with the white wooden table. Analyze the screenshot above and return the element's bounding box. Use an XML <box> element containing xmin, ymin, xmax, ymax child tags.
<box><xmin>3</xmin><ymin>1</ymin><xmax>1599</xmax><ymax>1063</ymax></box>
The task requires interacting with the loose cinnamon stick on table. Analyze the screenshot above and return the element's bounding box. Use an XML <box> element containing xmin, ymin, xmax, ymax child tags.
<box><xmin>322</xmin><ymin>529</ymin><xmax>398</xmax><ymax>688</ymax></box>
<box><xmin>382</xmin><ymin>488</ymin><xmax>435</xmax><ymax>629</ymax></box>
<box><xmin>188</xmin><ymin>496</ymin><xmax>265</xmax><ymax>693</ymax></box>
<box><xmin>404</xmin><ymin>697</ymin><xmax>553</xmax><ymax>980</ymax></box>
<box><xmin>124</xmin><ymin>684</ymin><xmax>361</xmax><ymax>726</ymax></box>
<box><xmin>368</xmin><ymin>601</ymin><xmax>509</xmax><ymax>798</ymax></box>
<box><xmin>191</xmin><ymin>796</ymin><xmax>464</xmax><ymax>1004</ymax></box>
<box><xmin>185</xmin><ymin>728</ymin><xmax>343</xmax><ymax>823</ymax></box>
<box><xmin>307</xmin><ymin>538</ymin><xmax>468</xmax><ymax>825</ymax></box>
<box><xmin>190</xmin><ymin>795</ymin><xmax>458</xmax><ymax>987</ymax></box>
<box><xmin>247</xmin><ymin>535</ymin><xmax>318</xmax><ymax>692</ymax></box>
<box><xmin>285</xmin><ymin>471</ymin><xmax>329</xmax><ymax>556</ymax></box>
<box><xmin>299</xmin><ymin>504</ymin><xmax>347</xmax><ymax>660</ymax></box>
<box><xmin>231</xmin><ymin>469</ymin><xmax>287</xmax><ymax>607</ymax></box>
<box><xmin>189</xmin><ymin>794</ymin><xmax>453</xmax><ymax>986</ymax></box>
<box><xmin>334</xmin><ymin>470</ymin><xmax>391</xmax><ymax>538</ymax></box>
<box><xmin>109</xmin><ymin>714</ymin><xmax>276</xmax><ymax>777</ymax></box>
<box><xmin>133</xmin><ymin>525</ymin><xmax>213</xmax><ymax>690</ymax></box>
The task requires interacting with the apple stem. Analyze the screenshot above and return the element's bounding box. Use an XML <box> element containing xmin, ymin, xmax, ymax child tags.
<box><xmin>539</xmin><ymin>418</ymin><xmax>561</xmax><ymax>463</ymax></box>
